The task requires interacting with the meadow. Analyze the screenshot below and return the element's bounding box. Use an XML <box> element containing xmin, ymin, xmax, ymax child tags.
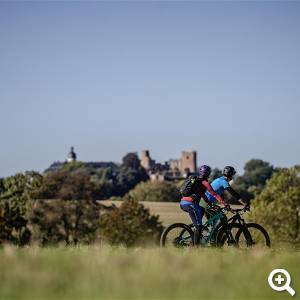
<box><xmin>1</xmin><ymin>202</ymin><xmax>299</xmax><ymax>300</ymax></box>
<box><xmin>99</xmin><ymin>200</ymin><xmax>243</xmax><ymax>225</ymax></box>
<box><xmin>99</xmin><ymin>200</ymin><xmax>191</xmax><ymax>226</ymax></box>
<box><xmin>0</xmin><ymin>246</ymin><xmax>299</xmax><ymax>300</ymax></box>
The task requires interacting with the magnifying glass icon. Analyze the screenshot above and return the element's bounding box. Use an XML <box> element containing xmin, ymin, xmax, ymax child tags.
<box><xmin>268</xmin><ymin>269</ymin><xmax>296</xmax><ymax>296</ymax></box>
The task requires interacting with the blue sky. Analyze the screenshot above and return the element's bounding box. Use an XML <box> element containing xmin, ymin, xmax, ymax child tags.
<box><xmin>0</xmin><ymin>1</ymin><xmax>300</xmax><ymax>177</ymax></box>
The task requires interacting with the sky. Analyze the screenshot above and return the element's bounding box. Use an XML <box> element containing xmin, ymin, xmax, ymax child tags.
<box><xmin>0</xmin><ymin>1</ymin><xmax>300</xmax><ymax>177</ymax></box>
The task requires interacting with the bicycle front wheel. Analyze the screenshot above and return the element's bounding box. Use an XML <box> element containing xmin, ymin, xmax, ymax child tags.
<box><xmin>160</xmin><ymin>223</ymin><xmax>194</xmax><ymax>248</ymax></box>
<box><xmin>235</xmin><ymin>223</ymin><xmax>271</xmax><ymax>248</ymax></box>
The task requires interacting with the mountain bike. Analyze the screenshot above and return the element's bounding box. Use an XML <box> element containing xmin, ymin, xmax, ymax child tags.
<box><xmin>160</xmin><ymin>205</ymin><xmax>252</xmax><ymax>248</ymax></box>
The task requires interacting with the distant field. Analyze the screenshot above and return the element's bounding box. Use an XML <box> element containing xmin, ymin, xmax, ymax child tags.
<box><xmin>99</xmin><ymin>200</ymin><xmax>242</xmax><ymax>226</ymax></box>
<box><xmin>0</xmin><ymin>246</ymin><xmax>299</xmax><ymax>300</ymax></box>
<box><xmin>99</xmin><ymin>200</ymin><xmax>190</xmax><ymax>225</ymax></box>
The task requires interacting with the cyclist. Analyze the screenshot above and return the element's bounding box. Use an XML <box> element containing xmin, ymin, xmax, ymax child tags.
<box><xmin>205</xmin><ymin>166</ymin><xmax>245</xmax><ymax>205</ymax></box>
<box><xmin>180</xmin><ymin>165</ymin><xmax>226</xmax><ymax>245</ymax></box>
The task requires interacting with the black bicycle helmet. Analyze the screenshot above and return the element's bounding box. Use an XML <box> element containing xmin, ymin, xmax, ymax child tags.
<box><xmin>223</xmin><ymin>166</ymin><xmax>236</xmax><ymax>178</ymax></box>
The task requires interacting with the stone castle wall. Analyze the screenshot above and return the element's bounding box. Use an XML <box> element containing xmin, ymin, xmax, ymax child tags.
<box><xmin>140</xmin><ymin>149</ymin><xmax>197</xmax><ymax>180</ymax></box>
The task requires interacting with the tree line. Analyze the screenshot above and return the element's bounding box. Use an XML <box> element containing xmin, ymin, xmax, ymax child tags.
<box><xmin>0</xmin><ymin>171</ymin><xmax>162</xmax><ymax>246</ymax></box>
<box><xmin>38</xmin><ymin>156</ymin><xmax>277</xmax><ymax>203</ymax></box>
<box><xmin>0</xmin><ymin>154</ymin><xmax>299</xmax><ymax>245</ymax></box>
<box><xmin>37</xmin><ymin>152</ymin><xmax>149</xmax><ymax>200</ymax></box>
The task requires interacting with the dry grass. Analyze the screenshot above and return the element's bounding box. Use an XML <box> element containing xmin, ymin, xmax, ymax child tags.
<box><xmin>99</xmin><ymin>200</ymin><xmax>190</xmax><ymax>226</ymax></box>
<box><xmin>99</xmin><ymin>200</ymin><xmax>243</xmax><ymax>226</ymax></box>
<box><xmin>0</xmin><ymin>245</ymin><xmax>299</xmax><ymax>300</ymax></box>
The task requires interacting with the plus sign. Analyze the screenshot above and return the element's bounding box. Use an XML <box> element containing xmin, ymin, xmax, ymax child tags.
<box><xmin>274</xmin><ymin>274</ymin><xmax>285</xmax><ymax>285</ymax></box>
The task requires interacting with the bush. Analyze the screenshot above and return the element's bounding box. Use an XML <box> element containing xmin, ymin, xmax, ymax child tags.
<box><xmin>0</xmin><ymin>171</ymin><xmax>42</xmax><ymax>245</ymax></box>
<box><xmin>249</xmin><ymin>167</ymin><xmax>300</xmax><ymax>243</ymax></box>
<box><xmin>100</xmin><ymin>198</ymin><xmax>163</xmax><ymax>246</ymax></box>
<box><xmin>29</xmin><ymin>199</ymin><xmax>101</xmax><ymax>246</ymax></box>
<box><xmin>128</xmin><ymin>181</ymin><xmax>181</xmax><ymax>202</ymax></box>
<box><xmin>34</xmin><ymin>170</ymin><xmax>96</xmax><ymax>200</ymax></box>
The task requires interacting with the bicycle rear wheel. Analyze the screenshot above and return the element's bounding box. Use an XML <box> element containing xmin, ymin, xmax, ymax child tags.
<box><xmin>160</xmin><ymin>223</ymin><xmax>194</xmax><ymax>248</ymax></box>
<box><xmin>235</xmin><ymin>223</ymin><xmax>271</xmax><ymax>248</ymax></box>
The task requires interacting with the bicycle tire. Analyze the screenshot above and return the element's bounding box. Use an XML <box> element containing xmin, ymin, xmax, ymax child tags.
<box><xmin>160</xmin><ymin>223</ymin><xmax>194</xmax><ymax>247</ymax></box>
<box><xmin>235</xmin><ymin>223</ymin><xmax>271</xmax><ymax>248</ymax></box>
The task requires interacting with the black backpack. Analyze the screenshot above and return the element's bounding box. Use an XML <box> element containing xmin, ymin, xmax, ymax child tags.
<box><xmin>180</xmin><ymin>175</ymin><xmax>203</xmax><ymax>197</ymax></box>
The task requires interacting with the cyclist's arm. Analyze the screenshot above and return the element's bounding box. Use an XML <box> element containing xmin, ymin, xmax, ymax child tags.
<box><xmin>202</xmin><ymin>181</ymin><xmax>225</xmax><ymax>205</ymax></box>
<box><xmin>225</xmin><ymin>187</ymin><xmax>244</xmax><ymax>205</ymax></box>
<box><xmin>202</xmin><ymin>194</ymin><xmax>212</xmax><ymax>205</ymax></box>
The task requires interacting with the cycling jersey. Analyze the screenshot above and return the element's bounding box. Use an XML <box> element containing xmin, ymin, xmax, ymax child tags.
<box><xmin>205</xmin><ymin>176</ymin><xmax>230</xmax><ymax>202</ymax></box>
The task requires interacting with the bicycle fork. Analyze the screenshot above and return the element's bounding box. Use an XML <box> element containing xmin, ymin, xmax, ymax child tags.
<box><xmin>224</xmin><ymin>229</ymin><xmax>237</xmax><ymax>246</ymax></box>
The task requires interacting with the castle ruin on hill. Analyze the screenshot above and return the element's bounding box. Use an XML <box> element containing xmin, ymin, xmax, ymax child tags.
<box><xmin>140</xmin><ymin>150</ymin><xmax>197</xmax><ymax>181</ymax></box>
<box><xmin>46</xmin><ymin>147</ymin><xmax>198</xmax><ymax>181</ymax></box>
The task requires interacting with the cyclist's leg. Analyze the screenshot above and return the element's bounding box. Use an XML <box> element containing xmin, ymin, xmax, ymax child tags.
<box><xmin>193</xmin><ymin>204</ymin><xmax>204</xmax><ymax>245</ymax></box>
<box><xmin>180</xmin><ymin>203</ymin><xmax>204</xmax><ymax>245</ymax></box>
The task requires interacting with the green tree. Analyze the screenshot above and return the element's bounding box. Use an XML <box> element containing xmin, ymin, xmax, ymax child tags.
<box><xmin>61</xmin><ymin>161</ymin><xmax>87</xmax><ymax>173</ymax></box>
<box><xmin>122</xmin><ymin>152</ymin><xmax>141</xmax><ymax>170</ymax></box>
<box><xmin>232</xmin><ymin>159</ymin><xmax>275</xmax><ymax>201</ymax></box>
<box><xmin>249</xmin><ymin>167</ymin><xmax>300</xmax><ymax>243</ymax></box>
<box><xmin>35</xmin><ymin>170</ymin><xmax>96</xmax><ymax>200</ymax></box>
<box><xmin>0</xmin><ymin>171</ymin><xmax>42</xmax><ymax>245</ymax></box>
<box><xmin>100</xmin><ymin>198</ymin><xmax>163</xmax><ymax>246</ymax></box>
<box><xmin>112</xmin><ymin>152</ymin><xmax>149</xmax><ymax>196</ymax></box>
<box><xmin>128</xmin><ymin>181</ymin><xmax>181</xmax><ymax>202</ymax></box>
<box><xmin>30</xmin><ymin>199</ymin><xmax>101</xmax><ymax>246</ymax></box>
<box><xmin>115</xmin><ymin>166</ymin><xmax>148</xmax><ymax>196</ymax></box>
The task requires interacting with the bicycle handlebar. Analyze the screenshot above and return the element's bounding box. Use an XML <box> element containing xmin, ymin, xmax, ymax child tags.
<box><xmin>208</xmin><ymin>203</ymin><xmax>250</xmax><ymax>214</ymax></box>
<box><xmin>227</xmin><ymin>204</ymin><xmax>250</xmax><ymax>213</ymax></box>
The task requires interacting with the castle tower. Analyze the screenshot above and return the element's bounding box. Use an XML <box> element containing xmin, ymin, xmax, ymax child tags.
<box><xmin>67</xmin><ymin>146</ymin><xmax>77</xmax><ymax>163</ymax></box>
<box><xmin>140</xmin><ymin>150</ymin><xmax>154</xmax><ymax>170</ymax></box>
<box><xmin>180</xmin><ymin>151</ymin><xmax>197</xmax><ymax>174</ymax></box>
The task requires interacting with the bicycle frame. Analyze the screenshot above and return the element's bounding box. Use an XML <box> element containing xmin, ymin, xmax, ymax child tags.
<box><xmin>179</xmin><ymin>209</ymin><xmax>226</xmax><ymax>245</ymax></box>
<box><xmin>189</xmin><ymin>207</ymin><xmax>246</xmax><ymax>245</ymax></box>
<box><xmin>226</xmin><ymin>210</ymin><xmax>247</xmax><ymax>226</ymax></box>
<box><xmin>200</xmin><ymin>209</ymin><xmax>228</xmax><ymax>244</ymax></box>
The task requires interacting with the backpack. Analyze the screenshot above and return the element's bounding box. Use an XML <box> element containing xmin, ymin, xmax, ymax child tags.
<box><xmin>180</xmin><ymin>175</ymin><xmax>203</xmax><ymax>197</ymax></box>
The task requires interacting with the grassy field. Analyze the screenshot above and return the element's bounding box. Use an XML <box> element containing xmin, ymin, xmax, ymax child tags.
<box><xmin>99</xmin><ymin>200</ymin><xmax>242</xmax><ymax>226</ymax></box>
<box><xmin>99</xmin><ymin>200</ymin><xmax>191</xmax><ymax>225</ymax></box>
<box><xmin>1</xmin><ymin>202</ymin><xmax>298</xmax><ymax>300</ymax></box>
<box><xmin>0</xmin><ymin>246</ymin><xmax>299</xmax><ymax>300</ymax></box>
